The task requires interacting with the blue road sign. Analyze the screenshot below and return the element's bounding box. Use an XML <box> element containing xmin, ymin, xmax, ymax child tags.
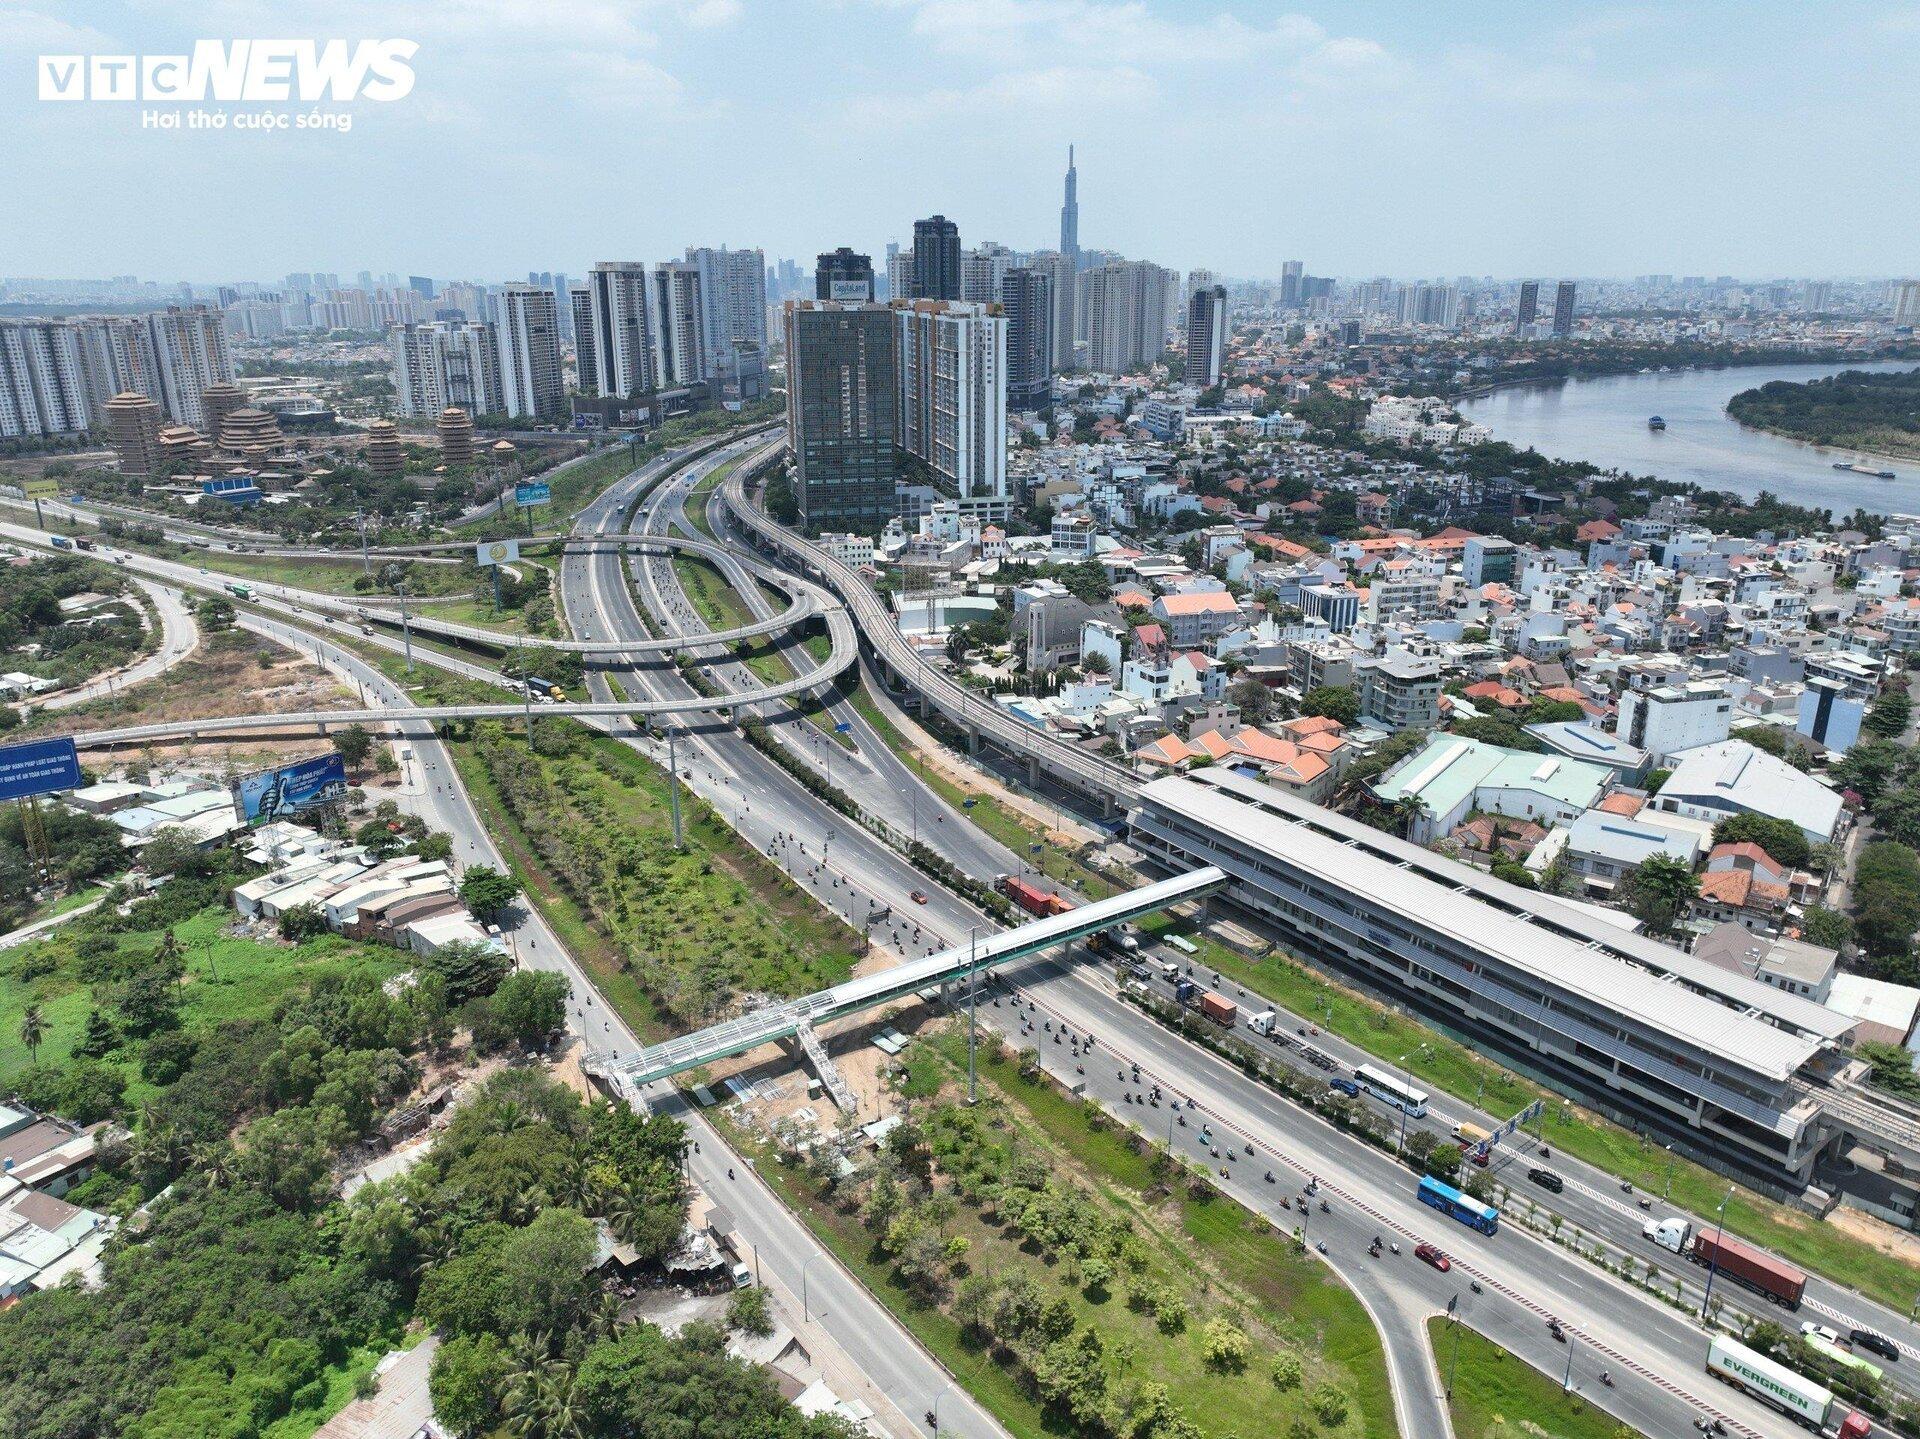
<box><xmin>0</xmin><ymin>736</ymin><xmax>82</xmax><ymax>802</ymax></box>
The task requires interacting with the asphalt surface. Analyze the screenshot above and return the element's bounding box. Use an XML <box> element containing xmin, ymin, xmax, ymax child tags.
<box><xmin>34</xmin><ymin>442</ymin><xmax>1889</xmax><ymax>1438</ymax></box>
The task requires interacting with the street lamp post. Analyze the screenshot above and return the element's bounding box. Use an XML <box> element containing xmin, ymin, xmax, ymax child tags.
<box><xmin>1445</xmin><ymin>1294</ymin><xmax>1464</xmax><ymax>1397</ymax></box>
<box><xmin>1395</xmin><ymin>1047</ymin><xmax>1424</xmax><ymax>1156</ymax></box>
<box><xmin>966</xmin><ymin>925</ymin><xmax>981</xmax><ymax>1105</ymax></box>
<box><xmin>1699</xmin><ymin>1186</ymin><xmax>1736</xmax><ymax>1324</ymax></box>
<box><xmin>1664</xmin><ymin>1144</ymin><xmax>1676</xmax><ymax>1198</ymax></box>
<box><xmin>801</xmin><ymin>1252</ymin><xmax>825</xmax><ymax>1323</ymax></box>
<box><xmin>1561</xmin><ymin>1326</ymin><xmax>1575</xmax><ymax>1392</ymax></box>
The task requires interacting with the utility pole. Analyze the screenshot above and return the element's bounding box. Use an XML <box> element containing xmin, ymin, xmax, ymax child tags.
<box><xmin>355</xmin><ymin>508</ymin><xmax>371</xmax><ymax>574</ymax></box>
<box><xmin>667</xmin><ymin>727</ymin><xmax>684</xmax><ymax>850</ymax></box>
<box><xmin>1445</xmin><ymin>1294</ymin><xmax>1463</xmax><ymax>1397</ymax></box>
<box><xmin>397</xmin><ymin>580</ymin><xmax>414</xmax><ymax>673</ymax></box>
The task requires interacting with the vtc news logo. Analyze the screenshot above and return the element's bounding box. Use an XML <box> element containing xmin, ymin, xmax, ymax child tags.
<box><xmin>38</xmin><ymin>39</ymin><xmax>417</xmax><ymax>103</ymax></box>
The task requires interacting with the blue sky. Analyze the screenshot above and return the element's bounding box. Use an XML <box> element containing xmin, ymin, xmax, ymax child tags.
<box><xmin>4</xmin><ymin>0</ymin><xmax>1917</xmax><ymax>283</ymax></box>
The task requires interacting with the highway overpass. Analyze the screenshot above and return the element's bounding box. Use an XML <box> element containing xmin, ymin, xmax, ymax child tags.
<box><xmin>717</xmin><ymin>450</ymin><xmax>1143</xmax><ymax>815</ymax></box>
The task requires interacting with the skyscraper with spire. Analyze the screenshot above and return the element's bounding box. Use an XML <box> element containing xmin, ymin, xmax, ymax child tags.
<box><xmin>1059</xmin><ymin>145</ymin><xmax>1079</xmax><ymax>264</ymax></box>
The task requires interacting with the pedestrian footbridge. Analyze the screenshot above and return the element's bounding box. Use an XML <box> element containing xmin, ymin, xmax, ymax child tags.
<box><xmin>617</xmin><ymin>866</ymin><xmax>1227</xmax><ymax>1087</ymax></box>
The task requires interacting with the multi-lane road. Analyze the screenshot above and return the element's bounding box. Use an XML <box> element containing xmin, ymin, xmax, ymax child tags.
<box><xmin>24</xmin><ymin>434</ymin><xmax>1913</xmax><ymax>1437</ymax></box>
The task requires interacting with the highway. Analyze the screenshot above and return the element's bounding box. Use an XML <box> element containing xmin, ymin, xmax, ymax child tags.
<box><xmin>558</xmin><ymin>439</ymin><xmax>1818</xmax><ymax>1438</ymax></box>
<box><xmin>24</xmin><ymin>430</ymin><xmax>1889</xmax><ymax>1437</ymax></box>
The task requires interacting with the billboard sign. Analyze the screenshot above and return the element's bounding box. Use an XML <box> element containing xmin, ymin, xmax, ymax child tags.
<box><xmin>514</xmin><ymin>481</ymin><xmax>550</xmax><ymax>508</ymax></box>
<box><xmin>828</xmin><ymin>280</ymin><xmax>870</xmax><ymax>302</ymax></box>
<box><xmin>233</xmin><ymin>752</ymin><xmax>348</xmax><ymax>821</ymax></box>
<box><xmin>0</xmin><ymin>736</ymin><xmax>82</xmax><ymax>802</ymax></box>
<box><xmin>21</xmin><ymin>477</ymin><xmax>57</xmax><ymax>499</ymax></box>
<box><xmin>475</xmin><ymin>538</ymin><xmax>520</xmax><ymax>568</ymax></box>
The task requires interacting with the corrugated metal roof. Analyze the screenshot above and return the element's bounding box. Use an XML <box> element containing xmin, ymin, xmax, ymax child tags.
<box><xmin>1139</xmin><ymin>769</ymin><xmax>1845</xmax><ymax>1083</ymax></box>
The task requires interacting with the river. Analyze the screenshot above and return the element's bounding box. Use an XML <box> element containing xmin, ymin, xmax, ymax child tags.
<box><xmin>1457</xmin><ymin>358</ymin><xmax>1920</xmax><ymax>517</ymax></box>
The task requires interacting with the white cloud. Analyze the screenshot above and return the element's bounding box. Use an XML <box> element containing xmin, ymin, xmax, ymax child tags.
<box><xmin>683</xmin><ymin>0</ymin><xmax>742</xmax><ymax>26</ymax></box>
<box><xmin>839</xmin><ymin>62</ymin><xmax>1155</xmax><ymax>129</ymax></box>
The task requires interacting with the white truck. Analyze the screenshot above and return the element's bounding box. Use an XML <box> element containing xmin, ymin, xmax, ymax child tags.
<box><xmin>1248</xmin><ymin>1010</ymin><xmax>1279</xmax><ymax>1037</ymax></box>
<box><xmin>1642</xmin><ymin>1215</ymin><xmax>1692</xmax><ymax>1253</ymax></box>
<box><xmin>1706</xmin><ymin>1336</ymin><xmax>1868</xmax><ymax>1437</ymax></box>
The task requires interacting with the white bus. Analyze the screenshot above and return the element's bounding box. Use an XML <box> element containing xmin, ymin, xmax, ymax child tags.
<box><xmin>1355</xmin><ymin>1064</ymin><xmax>1429</xmax><ymax>1118</ymax></box>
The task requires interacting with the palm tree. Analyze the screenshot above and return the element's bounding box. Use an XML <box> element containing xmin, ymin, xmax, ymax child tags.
<box><xmin>18</xmin><ymin>1005</ymin><xmax>45</xmax><ymax>1063</ymax></box>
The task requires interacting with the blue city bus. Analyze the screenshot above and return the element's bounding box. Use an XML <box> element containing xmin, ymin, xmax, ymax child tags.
<box><xmin>1418</xmin><ymin>1176</ymin><xmax>1500</xmax><ymax>1236</ymax></box>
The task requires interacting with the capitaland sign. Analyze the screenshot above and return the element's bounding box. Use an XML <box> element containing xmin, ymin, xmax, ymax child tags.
<box><xmin>38</xmin><ymin>40</ymin><xmax>417</xmax><ymax>103</ymax></box>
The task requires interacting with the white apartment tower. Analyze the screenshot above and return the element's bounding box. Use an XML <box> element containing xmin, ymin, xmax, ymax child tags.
<box><xmin>649</xmin><ymin>262</ymin><xmax>707</xmax><ymax>389</ymax></box>
<box><xmin>1078</xmin><ymin>260</ymin><xmax>1176</xmax><ymax>373</ymax></box>
<box><xmin>894</xmin><ymin>300</ymin><xmax>1007</xmax><ymax>500</ymax></box>
<box><xmin>684</xmin><ymin>246</ymin><xmax>767</xmax><ymax>377</ymax></box>
<box><xmin>492</xmin><ymin>285</ymin><xmax>564</xmax><ymax>420</ymax></box>
<box><xmin>0</xmin><ymin>321</ymin><xmax>109</xmax><ymax>437</ymax></box>
<box><xmin>391</xmin><ymin>321</ymin><xmax>505</xmax><ymax>418</ymax></box>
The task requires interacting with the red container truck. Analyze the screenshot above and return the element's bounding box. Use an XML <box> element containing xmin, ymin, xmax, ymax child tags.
<box><xmin>996</xmin><ymin>874</ymin><xmax>1073</xmax><ymax>917</ymax></box>
<box><xmin>1690</xmin><ymin>1227</ymin><xmax>1806</xmax><ymax>1308</ymax></box>
<box><xmin>1199</xmin><ymin>992</ymin><xmax>1238</xmax><ymax>1027</ymax></box>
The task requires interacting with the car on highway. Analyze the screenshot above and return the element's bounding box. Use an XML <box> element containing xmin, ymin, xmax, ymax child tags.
<box><xmin>1527</xmin><ymin>1167</ymin><xmax>1564</xmax><ymax>1193</ymax></box>
<box><xmin>910</xmin><ymin>890</ymin><xmax>929</xmax><ymax>904</ymax></box>
<box><xmin>1414</xmin><ymin>1243</ymin><xmax>1450</xmax><ymax>1272</ymax></box>
<box><xmin>1802</xmin><ymin>1321</ymin><xmax>1841</xmax><ymax>1345</ymax></box>
<box><xmin>1328</xmin><ymin>1076</ymin><xmax>1360</xmax><ymax>1097</ymax></box>
<box><xmin>1852</xmin><ymin>1328</ymin><xmax>1900</xmax><ymax>1361</ymax></box>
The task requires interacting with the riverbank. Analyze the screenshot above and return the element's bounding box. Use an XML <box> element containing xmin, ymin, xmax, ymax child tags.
<box><xmin>1458</xmin><ymin>356</ymin><xmax>1920</xmax><ymax>514</ymax></box>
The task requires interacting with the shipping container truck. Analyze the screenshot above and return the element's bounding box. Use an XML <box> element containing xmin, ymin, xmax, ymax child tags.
<box><xmin>1199</xmin><ymin>992</ymin><xmax>1237</xmax><ymax>1026</ymax></box>
<box><xmin>996</xmin><ymin>874</ymin><xmax>1060</xmax><ymax>917</ymax></box>
<box><xmin>1247</xmin><ymin>1009</ymin><xmax>1278</xmax><ymax>1036</ymax></box>
<box><xmin>1706</xmin><ymin>1336</ymin><xmax>1868</xmax><ymax>1437</ymax></box>
<box><xmin>1642</xmin><ymin>1215</ymin><xmax>1692</xmax><ymax>1254</ymax></box>
<box><xmin>48</xmin><ymin>535</ymin><xmax>73</xmax><ymax>550</ymax></box>
<box><xmin>1173</xmin><ymin>977</ymin><xmax>1197</xmax><ymax>1005</ymax></box>
<box><xmin>1691</xmin><ymin>1227</ymin><xmax>1806</xmax><ymax>1308</ymax></box>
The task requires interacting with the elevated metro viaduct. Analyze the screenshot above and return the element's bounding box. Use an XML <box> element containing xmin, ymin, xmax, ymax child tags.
<box><xmin>612</xmin><ymin>866</ymin><xmax>1227</xmax><ymax>1098</ymax></box>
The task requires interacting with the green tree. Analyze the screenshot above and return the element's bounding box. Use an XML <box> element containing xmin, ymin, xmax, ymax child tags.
<box><xmin>196</xmin><ymin>595</ymin><xmax>236</xmax><ymax>631</ymax></box>
<box><xmin>1201</xmin><ymin>1316</ymin><xmax>1250</xmax><ymax>1372</ymax></box>
<box><xmin>333</xmin><ymin>724</ymin><xmax>374</xmax><ymax>771</ymax></box>
<box><xmin>458</xmin><ymin>864</ymin><xmax>521</xmax><ymax>923</ymax></box>
<box><xmin>1617</xmin><ymin>853</ymin><xmax>1697</xmax><ymax>935</ymax></box>
<box><xmin>140</xmin><ymin>825</ymin><xmax>214</xmax><ymax>879</ymax></box>
<box><xmin>1709</xmin><ymin>814</ymin><xmax>1811</xmax><ymax>870</ymax></box>
<box><xmin>1801</xmin><ymin>904</ymin><xmax>1853</xmax><ymax>951</ymax></box>
<box><xmin>430</xmin><ymin>1333</ymin><xmax>510</xmax><ymax>1439</ymax></box>
<box><xmin>727</xmin><ymin>1284</ymin><xmax>773</xmax><ymax>1337</ymax></box>
<box><xmin>18</xmin><ymin>1004</ymin><xmax>45</xmax><ymax>1063</ymax></box>
<box><xmin>1865</xmin><ymin>688</ymin><xmax>1913</xmax><ymax>740</ymax></box>
<box><xmin>1226</xmin><ymin>678</ymin><xmax>1274</xmax><ymax>725</ymax></box>
<box><xmin>73</xmin><ymin>1007</ymin><xmax>118</xmax><ymax>1058</ymax></box>
<box><xmin>1300</xmin><ymin>685</ymin><xmax>1360</xmax><ymax>726</ymax></box>
<box><xmin>1860</xmin><ymin>1041</ymin><xmax>1920</xmax><ymax>1100</ymax></box>
<box><xmin>423</xmin><ymin>938</ymin><xmax>512</xmax><ymax>1007</ymax></box>
<box><xmin>278</xmin><ymin>902</ymin><xmax>329</xmax><ymax>941</ymax></box>
<box><xmin>470</xmin><ymin>971</ymin><xmax>570</xmax><ymax>1052</ymax></box>
<box><xmin>497</xmin><ymin>1208</ymin><xmax>599</xmax><ymax>1338</ymax></box>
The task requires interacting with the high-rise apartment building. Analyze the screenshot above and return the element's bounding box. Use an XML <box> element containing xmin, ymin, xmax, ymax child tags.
<box><xmin>1281</xmin><ymin>260</ymin><xmax>1304</xmax><ymax>308</ymax></box>
<box><xmin>784</xmin><ymin>301</ymin><xmax>899</xmax><ymax>536</ymax></box>
<box><xmin>1002</xmin><ymin>268</ymin><xmax>1054</xmax><ymax>411</ymax></box>
<box><xmin>141</xmin><ymin>305</ymin><xmax>234</xmax><ymax>429</ymax></box>
<box><xmin>391</xmin><ymin>321</ymin><xmax>505</xmax><ymax>418</ymax></box>
<box><xmin>895</xmin><ymin>300</ymin><xmax>1006</xmax><ymax>501</ymax></box>
<box><xmin>1552</xmin><ymin>280</ymin><xmax>1577</xmax><ymax>337</ymax></box>
<box><xmin>685</xmin><ymin>246</ymin><xmax>768</xmax><ymax>376</ymax></box>
<box><xmin>492</xmin><ymin>285</ymin><xmax>565</xmax><ymax>420</ymax></box>
<box><xmin>1059</xmin><ymin>146</ymin><xmax>1079</xmax><ymax>262</ymax></box>
<box><xmin>581</xmin><ymin>262</ymin><xmax>654</xmax><ymax>398</ymax></box>
<box><xmin>0</xmin><ymin>321</ymin><xmax>108</xmax><ymax>438</ymax></box>
<box><xmin>1516</xmin><ymin>280</ymin><xmax>1539</xmax><ymax>331</ymax></box>
<box><xmin>1186</xmin><ymin>284</ymin><xmax>1228</xmax><ymax>389</ymax></box>
<box><xmin>886</xmin><ymin>248</ymin><xmax>914</xmax><ymax>309</ymax></box>
<box><xmin>910</xmin><ymin>216</ymin><xmax>961</xmax><ymax>301</ymax></box>
<box><xmin>1895</xmin><ymin>280</ymin><xmax>1920</xmax><ymax>327</ymax></box>
<box><xmin>961</xmin><ymin>242</ymin><xmax>1014</xmax><ymax>304</ymax></box>
<box><xmin>649</xmin><ymin>262</ymin><xmax>707</xmax><ymax>389</ymax></box>
<box><xmin>569</xmin><ymin>285</ymin><xmax>596</xmax><ymax>392</ymax></box>
<box><xmin>1079</xmin><ymin>260</ymin><xmax>1176</xmax><ymax>373</ymax></box>
<box><xmin>815</xmin><ymin>248</ymin><xmax>875</xmax><ymax>302</ymax></box>
<box><xmin>1026</xmin><ymin>251</ymin><xmax>1077</xmax><ymax>371</ymax></box>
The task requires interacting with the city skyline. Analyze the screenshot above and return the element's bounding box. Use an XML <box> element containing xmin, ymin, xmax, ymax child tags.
<box><xmin>6</xmin><ymin>1</ymin><xmax>1918</xmax><ymax>280</ymax></box>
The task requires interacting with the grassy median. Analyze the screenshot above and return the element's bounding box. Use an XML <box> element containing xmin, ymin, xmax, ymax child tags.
<box><xmin>1429</xmin><ymin>1317</ymin><xmax>1643</xmax><ymax>1439</ymax></box>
